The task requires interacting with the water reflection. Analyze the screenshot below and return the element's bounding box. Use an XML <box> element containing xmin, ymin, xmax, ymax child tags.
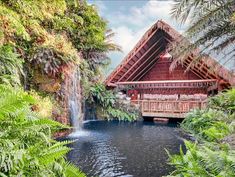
<box><xmin>66</xmin><ymin>121</ymin><xmax>184</xmax><ymax>177</ymax></box>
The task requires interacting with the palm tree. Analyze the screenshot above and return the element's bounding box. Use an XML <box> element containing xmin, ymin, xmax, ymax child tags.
<box><xmin>171</xmin><ymin>0</ymin><xmax>235</xmax><ymax>68</ymax></box>
<box><xmin>83</xmin><ymin>29</ymin><xmax>122</xmax><ymax>72</ymax></box>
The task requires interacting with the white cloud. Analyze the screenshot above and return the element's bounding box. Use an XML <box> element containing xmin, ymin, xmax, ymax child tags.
<box><xmin>92</xmin><ymin>0</ymin><xmax>189</xmax><ymax>69</ymax></box>
<box><xmin>112</xmin><ymin>26</ymin><xmax>149</xmax><ymax>54</ymax></box>
<box><xmin>112</xmin><ymin>1</ymin><xmax>176</xmax><ymax>27</ymax></box>
<box><xmin>142</xmin><ymin>0</ymin><xmax>173</xmax><ymax>23</ymax></box>
<box><xmin>110</xmin><ymin>1</ymin><xmax>187</xmax><ymax>56</ymax></box>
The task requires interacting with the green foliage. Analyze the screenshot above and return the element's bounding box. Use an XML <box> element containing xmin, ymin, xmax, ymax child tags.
<box><xmin>0</xmin><ymin>45</ymin><xmax>23</xmax><ymax>86</ymax></box>
<box><xmin>0</xmin><ymin>3</ymin><xmax>30</xmax><ymax>42</ymax></box>
<box><xmin>171</xmin><ymin>0</ymin><xmax>235</xmax><ymax>68</ymax></box>
<box><xmin>182</xmin><ymin>109</ymin><xmax>231</xmax><ymax>142</ymax></box>
<box><xmin>0</xmin><ymin>1</ymin><xmax>121</xmax><ymax>125</ymax></box>
<box><xmin>107</xmin><ymin>107</ymin><xmax>138</xmax><ymax>122</ymax></box>
<box><xmin>88</xmin><ymin>83</ymin><xmax>138</xmax><ymax>121</ymax></box>
<box><xmin>0</xmin><ymin>84</ymin><xmax>85</xmax><ymax>176</ymax></box>
<box><xmin>0</xmin><ymin>1</ymin><xmax>119</xmax><ymax>175</ymax></box>
<box><xmin>29</xmin><ymin>90</ymin><xmax>54</xmax><ymax>118</ymax></box>
<box><xmin>167</xmin><ymin>141</ymin><xmax>235</xmax><ymax>177</ymax></box>
<box><xmin>0</xmin><ymin>0</ymin><xmax>79</xmax><ymax>85</ymax></box>
<box><xmin>72</xmin><ymin>3</ymin><xmax>107</xmax><ymax>51</ymax></box>
<box><xmin>79</xmin><ymin>60</ymin><xmax>95</xmax><ymax>96</ymax></box>
<box><xmin>50</xmin><ymin>1</ymin><xmax>120</xmax><ymax>74</ymax></box>
<box><xmin>0</xmin><ymin>0</ymin><xmax>119</xmax><ymax>87</ymax></box>
<box><xmin>167</xmin><ymin>89</ymin><xmax>235</xmax><ymax>176</ymax></box>
<box><xmin>71</xmin><ymin>2</ymin><xmax>121</xmax><ymax>72</ymax></box>
<box><xmin>209</xmin><ymin>89</ymin><xmax>235</xmax><ymax>114</ymax></box>
<box><xmin>89</xmin><ymin>83</ymin><xmax>115</xmax><ymax>108</ymax></box>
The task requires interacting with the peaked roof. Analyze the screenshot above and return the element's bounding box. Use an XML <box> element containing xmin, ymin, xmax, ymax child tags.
<box><xmin>105</xmin><ymin>20</ymin><xmax>235</xmax><ymax>87</ymax></box>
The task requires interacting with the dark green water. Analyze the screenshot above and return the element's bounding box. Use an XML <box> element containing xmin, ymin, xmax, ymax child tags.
<box><xmin>66</xmin><ymin>120</ymin><xmax>185</xmax><ymax>177</ymax></box>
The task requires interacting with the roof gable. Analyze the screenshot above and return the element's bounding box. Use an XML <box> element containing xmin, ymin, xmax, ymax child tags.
<box><xmin>139</xmin><ymin>55</ymin><xmax>201</xmax><ymax>81</ymax></box>
<box><xmin>105</xmin><ymin>20</ymin><xmax>235</xmax><ymax>87</ymax></box>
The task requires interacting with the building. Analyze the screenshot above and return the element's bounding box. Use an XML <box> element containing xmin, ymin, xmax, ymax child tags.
<box><xmin>105</xmin><ymin>20</ymin><xmax>235</xmax><ymax>118</ymax></box>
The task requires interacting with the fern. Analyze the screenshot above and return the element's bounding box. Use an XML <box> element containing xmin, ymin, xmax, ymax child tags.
<box><xmin>167</xmin><ymin>89</ymin><xmax>235</xmax><ymax>176</ymax></box>
<box><xmin>0</xmin><ymin>85</ymin><xmax>85</xmax><ymax>176</ymax></box>
<box><xmin>64</xmin><ymin>162</ymin><xmax>86</xmax><ymax>177</ymax></box>
<box><xmin>0</xmin><ymin>45</ymin><xmax>23</xmax><ymax>86</ymax></box>
<box><xmin>39</xmin><ymin>145</ymin><xmax>71</xmax><ymax>165</ymax></box>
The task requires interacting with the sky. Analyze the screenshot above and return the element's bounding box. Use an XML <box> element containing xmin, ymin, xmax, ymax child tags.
<box><xmin>88</xmin><ymin>0</ymin><xmax>188</xmax><ymax>74</ymax></box>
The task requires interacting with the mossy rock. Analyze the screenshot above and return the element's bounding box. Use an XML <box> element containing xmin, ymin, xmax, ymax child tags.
<box><xmin>39</xmin><ymin>81</ymin><xmax>61</xmax><ymax>92</ymax></box>
<box><xmin>33</xmin><ymin>70</ymin><xmax>61</xmax><ymax>92</ymax></box>
<box><xmin>96</xmin><ymin>106</ymin><xmax>108</xmax><ymax>120</ymax></box>
<box><xmin>33</xmin><ymin>70</ymin><xmax>58</xmax><ymax>84</ymax></box>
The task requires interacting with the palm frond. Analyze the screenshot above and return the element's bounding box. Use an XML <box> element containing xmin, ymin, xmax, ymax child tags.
<box><xmin>171</xmin><ymin>0</ymin><xmax>235</xmax><ymax>69</ymax></box>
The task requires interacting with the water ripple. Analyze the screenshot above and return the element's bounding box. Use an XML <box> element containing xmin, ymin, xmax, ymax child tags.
<box><xmin>66</xmin><ymin>121</ymin><xmax>185</xmax><ymax>177</ymax></box>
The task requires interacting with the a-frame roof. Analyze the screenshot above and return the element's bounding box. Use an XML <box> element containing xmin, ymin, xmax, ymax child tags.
<box><xmin>105</xmin><ymin>20</ymin><xmax>235</xmax><ymax>88</ymax></box>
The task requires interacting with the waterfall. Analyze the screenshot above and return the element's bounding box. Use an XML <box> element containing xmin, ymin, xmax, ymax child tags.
<box><xmin>67</xmin><ymin>66</ymin><xmax>90</xmax><ymax>137</ymax></box>
<box><xmin>68</xmin><ymin>67</ymin><xmax>82</xmax><ymax>131</ymax></box>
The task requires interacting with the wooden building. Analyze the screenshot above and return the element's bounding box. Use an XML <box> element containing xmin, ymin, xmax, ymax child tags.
<box><xmin>105</xmin><ymin>20</ymin><xmax>235</xmax><ymax>118</ymax></box>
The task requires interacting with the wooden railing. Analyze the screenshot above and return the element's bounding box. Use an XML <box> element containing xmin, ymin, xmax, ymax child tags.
<box><xmin>132</xmin><ymin>100</ymin><xmax>207</xmax><ymax>118</ymax></box>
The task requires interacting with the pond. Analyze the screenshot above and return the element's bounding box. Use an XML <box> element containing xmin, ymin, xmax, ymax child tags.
<box><xmin>66</xmin><ymin>120</ymin><xmax>185</xmax><ymax>177</ymax></box>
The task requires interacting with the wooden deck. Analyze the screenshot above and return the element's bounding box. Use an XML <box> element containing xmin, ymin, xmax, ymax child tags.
<box><xmin>132</xmin><ymin>100</ymin><xmax>207</xmax><ymax>118</ymax></box>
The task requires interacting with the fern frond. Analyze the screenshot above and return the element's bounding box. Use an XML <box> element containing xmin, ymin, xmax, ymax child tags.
<box><xmin>64</xmin><ymin>162</ymin><xmax>86</xmax><ymax>177</ymax></box>
<box><xmin>38</xmin><ymin>142</ymin><xmax>71</xmax><ymax>165</ymax></box>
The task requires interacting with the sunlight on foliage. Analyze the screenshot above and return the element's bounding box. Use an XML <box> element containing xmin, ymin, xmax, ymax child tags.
<box><xmin>167</xmin><ymin>89</ymin><xmax>235</xmax><ymax>177</ymax></box>
<box><xmin>0</xmin><ymin>0</ymin><xmax>121</xmax><ymax>176</ymax></box>
<box><xmin>29</xmin><ymin>91</ymin><xmax>54</xmax><ymax>118</ymax></box>
<box><xmin>0</xmin><ymin>85</ymin><xmax>85</xmax><ymax>176</ymax></box>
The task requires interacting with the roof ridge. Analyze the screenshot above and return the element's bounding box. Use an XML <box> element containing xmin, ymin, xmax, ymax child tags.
<box><xmin>105</xmin><ymin>20</ymin><xmax>235</xmax><ymax>86</ymax></box>
<box><xmin>105</xmin><ymin>20</ymin><xmax>162</xmax><ymax>84</ymax></box>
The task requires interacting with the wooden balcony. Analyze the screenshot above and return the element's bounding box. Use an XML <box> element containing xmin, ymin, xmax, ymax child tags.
<box><xmin>132</xmin><ymin>100</ymin><xmax>207</xmax><ymax>118</ymax></box>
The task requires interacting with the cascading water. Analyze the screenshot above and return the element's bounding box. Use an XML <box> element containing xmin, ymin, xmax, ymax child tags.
<box><xmin>68</xmin><ymin>68</ymin><xmax>82</xmax><ymax>131</ymax></box>
<box><xmin>67</xmin><ymin>67</ymin><xmax>89</xmax><ymax>137</ymax></box>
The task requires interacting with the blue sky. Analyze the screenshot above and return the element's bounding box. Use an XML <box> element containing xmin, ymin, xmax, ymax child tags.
<box><xmin>88</xmin><ymin>0</ymin><xmax>189</xmax><ymax>74</ymax></box>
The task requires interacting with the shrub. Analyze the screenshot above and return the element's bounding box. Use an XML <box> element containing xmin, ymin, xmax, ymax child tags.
<box><xmin>29</xmin><ymin>90</ymin><xmax>54</xmax><ymax>118</ymax></box>
<box><xmin>167</xmin><ymin>89</ymin><xmax>235</xmax><ymax>177</ymax></box>
<box><xmin>88</xmin><ymin>83</ymin><xmax>138</xmax><ymax>121</ymax></box>
<box><xmin>182</xmin><ymin>109</ymin><xmax>231</xmax><ymax>142</ymax></box>
<box><xmin>0</xmin><ymin>45</ymin><xmax>23</xmax><ymax>86</ymax></box>
<box><xmin>167</xmin><ymin>141</ymin><xmax>235</xmax><ymax>177</ymax></box>
<box><xmin>0</xmin><ymin>85</ymin><xmax>85</xmax><ymax>177</ymax></box>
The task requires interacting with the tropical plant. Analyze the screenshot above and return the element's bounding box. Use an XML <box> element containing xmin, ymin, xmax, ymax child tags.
<box><xmin>72</xmin><ymin>3</ymin><xmax>121</xmax><ymax>71</ymax></box>
<box><xmin>167</xmin><ymin>141</ymin><xmax>235</xmax><ymax>177</ymax></box>
<box><xmin>88</xmin><ymin>83</ymin><xmax>138</xmax><ymax>121</ymax></box>
<box><xmin>171</xmin><ymin>0</ymin><xmax>235</xmax><ymax>68</ymax></box>
<box><xmin>208</xmin><ymin>89</ymin><xmax>235</xmax><ymax>114</ymax></box>
<box><xmin>0</xmin><ymin>0</ymin><xmax>122</xmax><ymax>127</ymax></box>
<box><xmin>51</xmin><ymin>1</ymin><xmax>121</xmax><ymax>75</ymax></box>
<box><xmin>167</xmin><ymin>89</ymin><xmax>235</xmax><ymax>176</ymax></box>
<box><xmin>0</xmin><ymin>84</ymin><xmax>85</xmax><ymax>176</ymax></box>
<box><xmin>0</xmin><ymin>45</ymin><xmax>23</xmax><ymax>85</ymax></box>
<box><xmin>88</xmin><ymin>83</ymin><xmax>116</xmax><ymax>108</ymax></box>
<box><xmin>0</xmin><ymin>0</ymin><xmax>79</xmax><ymax>87</ymax></box>
<box><xmin>29</xmin><ymin>90</ymin><xmax>55</xmax><ymax>118</ymax></box>
<box><xmin>81</xmin><ymin>28</ymin><xmax>121</xmax><ymax>72</ymax></box>
<box><xmin>182</xmin><ymin>109</ymin><xmax>232</xmax><ymax>142</ymax></box>
<box><xmin>107</xmin><ymin>106</ymin><xmax>138</xmax><ymax>122</ymax></box>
